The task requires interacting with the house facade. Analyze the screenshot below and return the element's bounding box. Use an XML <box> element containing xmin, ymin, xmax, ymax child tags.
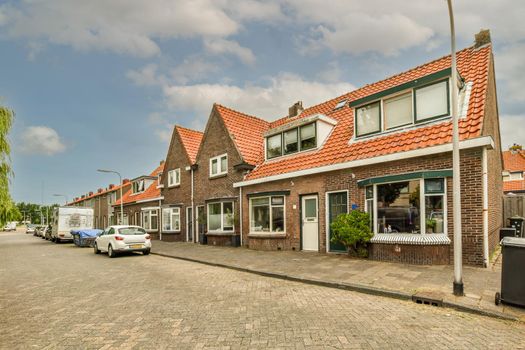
<box><xmin>502</xmin><ymin>145</ymin><xmax>525</xmax><ymax>194</ymax></box>
<box><xmin>161</xmin><ymin>126</ymin><xmax>203</xmax><ymax>242</ymax></box>
<box><xmin>113</xmin><ymin>162</ymin><xmax>164</xmax><ymax>240</ymax></box>
<box><xmin>234</xmin><ymin>35</ymin><xmax>502</xmax><ymax>267</ymax></box>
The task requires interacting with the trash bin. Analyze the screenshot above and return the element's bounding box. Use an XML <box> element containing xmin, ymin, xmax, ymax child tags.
<box><xmin>231</xmin><ymin>235</ymin><xmax>240</xmax><ymax>247</ymax></box>
<box><xmin>500</xmin><ymin>227</ymin><xmax>517</xmax><ymax>240</ymax></box>
<box><xmin>495</xmin><ymin>237</ymin><xmax>525</xmax><ymax>307</ymax></box>
<box><xmin>509</xmin><ymin>216</ymin><xmax>524</xmax><ymax>238</ymax></box>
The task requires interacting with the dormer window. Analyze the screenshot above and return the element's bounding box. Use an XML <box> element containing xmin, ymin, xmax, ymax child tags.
<box><xmin>354</xmin><ymin>77</ymin><xmax>451</xmax><ymax>138</ymax></box>
<box><xmin>300</xmin><ymin>123</ymin><xmax>316</xmax><ymax>150</ymax></box>
<box><xmin>267</xmin><ymin>134</ymin><xmax>282</xmax><ymax>159</ymax></box>
<box><xmin>266</xmin><ymin>123</ymin><xmax>317</xmax><ymax>159</ymax></box>
<box><xmin>284</xmin><ymin>128</ymin><xmax>298</xmax><ymax>154</ymax></box>
<box><xmin>132</xmin><ymin>179</ymin><xmax>145</xmax><ymax>194</ymax></box>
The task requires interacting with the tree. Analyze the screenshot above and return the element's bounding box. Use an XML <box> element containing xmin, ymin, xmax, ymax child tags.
<box><xmin>0</xmin><ymin>104</ymin><xmax>15</xmax><ymax>226</ymax></box>
<box><xmin>330</xmin><ymin>211</ymin><xmax>373</xmax><ymax>258</ymax></box>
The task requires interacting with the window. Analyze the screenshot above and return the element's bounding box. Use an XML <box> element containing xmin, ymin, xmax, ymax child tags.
<box><xmin>132</xmin><ymin>179</ymin><xmax>145</xmax><ymax>194</ymax></box>
<box><xmin>366</xmin><ymin>177</ymin><xmax>446</xmax><ymax>235</ymax></box>
<box><xmin>168</xmin><ymin>169</ymin><xmax>180</xmax><ymax>187</ymax></box>
<box><xmin>134</xmin><ymin>212</ymin><xmax>140</xmax><ymax>226</ymax></box>
<box><xmin>384</xmin><ymin>92</ymin><xmax>412</xmax><ymax>129</ymax></box>
<box><xmin>300</xmin><ymin>123</ymin><xmax>316</xmax><ymax>150</ymax></box>
<box><xmin>356</xmin><ymin>102</ymin><xmax>381</xmax><ymax>136</ymax></box>
<box><xmin>267</xmin><ymin>134</ymin><xmax>282</xmax><ymax>159</ymax></box>
<box><xmin>510</xmin><ymin>171</ymin><xmax>524</xmax><ymax>181</ymax></box>
<box><xmin>142</xmin><ymin>210</ymin><xmax>158</xmax><ymax>231</ymax></box>
<box><xmin>210</xmin><ymin>154</ymin><xmax>228</xmax><ymax>177</ymax></box>
<box><xmin>284</xmin><ymin>128</ymin><xmax>298</xmax><ymax>154</ymax></box>
<box><xmin>162</xmin><ymin>207</ymin><xmax>180</xmax><ymax>232</ymax></box>
<box><xmin>157</xmin><ymin>172</ymin><xmax>163</xmax><ymax>187</ymax></box>
<box><xmin>207</xmin><ymin>202</ymin><xmax>234</xmax><ymax>232</ymax></box>
<box><xmin>250</xmin><ymin>196</ymin><xmax>285</xmax><ymax>233</ymax></box>
<box><xmin>415</xmin><ymin>80</ymin><xmax>449</xmax><ymax>121</ymax></box>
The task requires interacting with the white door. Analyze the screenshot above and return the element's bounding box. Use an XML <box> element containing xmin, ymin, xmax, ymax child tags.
<box><xmin>301</xmin><ymin>195</ymin><xmax>319</xmax><ymax>251</ymax></box>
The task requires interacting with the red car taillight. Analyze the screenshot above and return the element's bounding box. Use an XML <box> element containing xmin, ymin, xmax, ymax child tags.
<box><xmin>115</xmin><ymin>236</ymin><xmax>124</xmax><ymax>241</ymax></box>
<box><xmin>145</xmin><ymin>234</ymin><xmax>151</xmax><ymax>240</ymax></box>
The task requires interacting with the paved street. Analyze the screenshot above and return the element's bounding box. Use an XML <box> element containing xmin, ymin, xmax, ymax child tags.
<box><xmin>1</xmin><ymin>231</ymin><xmax>525</xmax><ymax>350</ymax></box>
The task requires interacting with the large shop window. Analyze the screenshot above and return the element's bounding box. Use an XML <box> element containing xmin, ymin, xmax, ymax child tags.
<box><xmin>208</xmin><ymin>202</ymin><xmax>234</xmax><ymax>232</ymax></box>
<box><xmin>250</xmin><ymin>196</ymin><xmax>285</xmax><ymax>233</ymax></box>
<box><xmin>142</xmin><ymin>209</ymin><xmax>158</xmax><ymax>231</ymax></box>
<box><xmin>162</xmin><ymin>207</ymin><xmax>180</xmax><ymax>232</ymax></box>
<box><xmin>366</xmin><ymin>178</ymin><xmax>446</xmax><ymax>235</ymax></box>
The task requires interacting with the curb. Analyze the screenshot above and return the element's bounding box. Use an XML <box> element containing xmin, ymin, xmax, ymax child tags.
<box><xmin>152</xmin><ymin>251</ymin><xmax>520</xmax><ymax>323</ymax></box>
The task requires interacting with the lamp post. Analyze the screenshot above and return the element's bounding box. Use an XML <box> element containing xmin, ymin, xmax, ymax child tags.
<box><xmin>97</xmin><ymin>169</ymin><xmax>123</xmax><ymax>225</ymax></box>
<box><xmin>447</xmin><ymin>0</ymin><xmax>464</xmax><ymax>296</ymax></box>
<box><xmin>53</xmin><ymin>194</ymin><xmax>69</xmax><ymax>205</ymax></box>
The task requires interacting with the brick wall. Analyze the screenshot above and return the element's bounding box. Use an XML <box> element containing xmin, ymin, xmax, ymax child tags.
<box><xmin>161</xmin><ymin>128</ymin><xmax>193</xmax><ymax>241</ymax></box>
<box><xmin>242</xmin><ymin>150</ymin><xmax>487</xmax><ymax>266</ymax></box>
<box><xmin>193</xmin><ymin>109</ymin><xmax>244</xmax><ymax>245</ymax></box>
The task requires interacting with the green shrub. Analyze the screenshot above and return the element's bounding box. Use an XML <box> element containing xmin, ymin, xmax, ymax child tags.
<box><xmin>330</xmin><ymin>210</ymin><xmax>373</xmax><ymax>258</ymax></box>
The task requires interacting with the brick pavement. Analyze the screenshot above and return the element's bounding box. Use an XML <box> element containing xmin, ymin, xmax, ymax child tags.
<box><xmin>150</xmin><ymin>241</ymin><xmax>525</xmax><ymax>321</ymax></box>
<box><xmin>1</xmin><ymin>231</ymin><xmax>525</xmax><ymax>349</ymax></box>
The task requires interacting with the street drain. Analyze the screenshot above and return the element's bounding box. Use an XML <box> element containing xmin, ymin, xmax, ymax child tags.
<box><xmin>412</xmin><ymin>295</ymin><xmax>443</xmax><ymax>307</ymax></box>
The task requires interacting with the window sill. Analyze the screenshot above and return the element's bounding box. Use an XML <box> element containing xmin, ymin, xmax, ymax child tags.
<box><xmin>370</xmin><ymin>233</ymin><xmax>450</xmax><ymax>245</ymax></box>
<box><xmin>248</xmin><ymin>233</ymin><xmax>286</xmax><ymax>239</ymax></box>
<box><xmin>206</xmin><ymin>231</ymin><xmax>235</xmax><ymax>236</ymax></box>
<box><xmin>209</xmin><ymin>173</ymin><xmax>228</xmax><ymax>179</ymax></box>
<box><xmin>167</xmin><ymin>184</ymin><xmax>180</xmax><ymax>188</ymax></box>
<box><xmin>162</xmin><ymin>230</ymin><xmax>182</xmax><ymax>234</ymax></box>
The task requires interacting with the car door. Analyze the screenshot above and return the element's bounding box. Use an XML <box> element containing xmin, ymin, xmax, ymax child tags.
<box><xmin>105</xmin><ymin>227</ymin><xmax>115</xmax><ymax>251</ymax></box>
<box><xmin>98</xmin><ymin>228</ymin><xmax>111</xmax><ymax>251</ymax></box>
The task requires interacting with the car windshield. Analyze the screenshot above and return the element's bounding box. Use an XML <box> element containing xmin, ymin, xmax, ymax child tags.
<box><xmin>118</xmin><ymin>227</ymin><xmax>147</xmax><ymax>235</ymax></box>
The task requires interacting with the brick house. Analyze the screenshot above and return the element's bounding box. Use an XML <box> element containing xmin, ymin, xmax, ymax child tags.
<box><xmin>160</xmin><ymin>125</ymin><xmax>203</xmax><ymax>242</ymax></box>
<box><xmin>233</xmin><ymin>35</ymin><xmax>503</xmax><ymax>266</ymax></box>
<box><xmin>502</xmin><ymin>145</ymin><xmax>525</xmax><ymax>194</ymax></box>
<box><xmin>193</xmin><ymin>104</ymin><xmax>269</xmax><ymax>246</ymax></box>
<box><xmin>114</xmin><ymin>162</ymin><xmax>164</xmax><ymax>240</ymax></box>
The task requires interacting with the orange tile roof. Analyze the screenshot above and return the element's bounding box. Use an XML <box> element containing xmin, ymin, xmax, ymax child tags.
<box><xmin>176</xmin><ymin>125</ymin><xmax>203</xmax><ymax>164</ymax></box>
<box><xmin>244</xmin><ymin>44</ymin><xmax>492</xmax><ymax>181</ymax></box>
<box><xmin>69</xmin><ymin>181</ymin><xmax>130</xmax><ymax>205</ymax></box>
<box><xmin>214</xmin><ymin>104</ymin><xmax>270</xmax><ymax>165</ymax></box>
<box><xmin>115</xmin><ymin>163</ymin><xmax>164</xmax><ymax>206</ymax></box>
<box><xmin>503</xmin><ymin>150</ymin><xmax>525</xmax><ymax>172</ymax></box>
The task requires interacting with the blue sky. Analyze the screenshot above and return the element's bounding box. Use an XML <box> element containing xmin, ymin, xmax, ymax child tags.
<box><xmin>1</xmin><ymin>0</ymin><xmax>524</xmax><ymax>204</ymax></box>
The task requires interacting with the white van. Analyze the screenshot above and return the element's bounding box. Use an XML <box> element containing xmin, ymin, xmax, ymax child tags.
<box><xmin>3</xmin><ymin>222</ymin><xmax>16</xmax><ymax>231</ymax></box>
<box><xmin>51</xmin><ymin>207</ymin><xmax>94</xmax><ymax>242</ymax></box>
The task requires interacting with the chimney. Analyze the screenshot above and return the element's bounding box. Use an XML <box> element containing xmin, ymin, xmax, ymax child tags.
<box><xmin>123</xmin><ymin>179</ymin><xmax>130</xmax><ymax>184</ymax></box>
<box><xmin>97</xmin><ymin>188</ymin><xmax>103</xmax><ymax>193</ymax></box>
<box><xmin>509</xmin><ymin>143</ymin><xmax>523</xmax><ymax>154</ymax></box>
<box><xmin>109</xmin><ymin>184</ymin><xmax>115</xmax><ymax>189</ymax></box>
<box><xmin>160</xmin><ymin>160</ymin><xmax>165</xmax><ymax>165</ymax></box>
<box><xmin>81</xmin><ymin>195</ymin><xmax>85</xmax><ymax>199</ymax></box>
<box><xmin>474</xmin><ymin>29</ymin><xmax>491</xmax><ymax>48</ymax></box>
<box><xmin>89</xmin><ymin>191</ymin><xmax>93</xmax><ymax>196</ymax></box>
<box><xmin>288</xmin><ymin>101</ymin><xmax>304</xmax><ymax>118</ymax></box>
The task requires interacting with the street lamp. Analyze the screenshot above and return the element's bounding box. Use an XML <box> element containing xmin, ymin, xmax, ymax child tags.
<box><xmin>53</xmin><ymin>194</ymin><xmax>69</xmax><ymax>205</ymax></box>
<box><xmin>97</xmin><ymin>169</ymin><xmax>123</xmax><ymax>225</ymax></box>
<box><xmin>447</xmin><ymin>0</ymin><xmax>464</xmax><ymax>296</ymax></box>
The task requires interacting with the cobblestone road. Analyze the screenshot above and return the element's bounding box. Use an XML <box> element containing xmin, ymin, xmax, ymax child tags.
<box><xmin>1</xmin><ymin>231</ymin><xmax>524</xmax><ymax>349</ymax></box>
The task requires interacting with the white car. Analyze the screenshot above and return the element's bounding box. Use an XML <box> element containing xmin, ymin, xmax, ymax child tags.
<box><xmin>93</xmin><ymin>225</ymin><xmax>151</xmax><ymax>258</ymax></box>
<box><xmin>26</xmin><ymin>224</ymin><xmax>36</xmax><ymax>234</ymax></box>
<box><xmin>3</xmin><ymin>222</ymin><xmax>16</xmax><ymax>231</ymax></box>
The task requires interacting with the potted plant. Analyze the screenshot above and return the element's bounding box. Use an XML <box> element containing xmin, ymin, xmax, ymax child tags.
<box><xmin>330</xmin><ymin>210</ymin><xmax>373</xmax><ymax>258</ymax></box>
<box><xmin>426</xmin><ymin>218</ymin><xmax>436</xmax><ymax>233</ymax></box>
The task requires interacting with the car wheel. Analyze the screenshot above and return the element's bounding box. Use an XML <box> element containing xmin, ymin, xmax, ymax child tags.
<box><xmin>55</xmin><ymin>238</ymin><xmax>61</xmax><ymax>243</ymax></box>
<box><xmin>93</xmin><ymin>243</ymin><xmax>100</xmax><ymax>254</ymax></box>
<box><xmin>108</xmin><ymin>245</ymin><xmax>116</xmax><ymax>258</ymax></box>
<box><xmin>143</xmin><ymin>249</ymin><xmax>150</xmax><ymax>256</ymax></box>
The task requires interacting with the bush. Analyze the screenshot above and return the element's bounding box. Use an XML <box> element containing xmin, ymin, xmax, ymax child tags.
<box><xmin>330</xmin><ymin>211</ymin><xmax>373</xmax><ymax>258</ymax></box>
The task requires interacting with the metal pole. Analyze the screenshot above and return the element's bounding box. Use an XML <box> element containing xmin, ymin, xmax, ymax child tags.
<box><xmin>447</xmin><ymin>0</ymin><xmax>464</xmax><ymax>296</ymax></box>
<box><xmin>119</xmin><ymin>173</ymin><xmax>123</xmax><ymax>225</ymax></box>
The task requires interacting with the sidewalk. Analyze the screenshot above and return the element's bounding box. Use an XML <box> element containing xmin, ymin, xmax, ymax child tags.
<box><xmin>151</xmin><ymin>241</ymin><xmax>525</xmax><ymax>322</ymax></box>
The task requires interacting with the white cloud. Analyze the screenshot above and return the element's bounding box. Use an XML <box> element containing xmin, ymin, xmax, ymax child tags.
<box><xmin>126</xmin><ymin>64</ymin><xmax>165</xmax><ymax>87</ymax></box>
<box><xmin>162</xmin><ymin>73</ymin><xmax>355</xmax><ymax>120</ymax></box>
<box><xmin>19</xmin><ymin>126</ymin><xmax>66</xmax><ymax>156</ymax></box>
<box><xmin>170</xmin><ymin>58</ymin><xmax>218</xmax><ymax>84</ymax></box>
<box><xmin>204</xmin><ymin>38</ymin><xmax>256</xmax><ymax>65</ymax></box>
<box><xmin>495</xmin><ymin>43</ymin><xmax>525</xmax><ymax>102</ymax></box>
<box><xmin>500</xmin><ymin>115</ymin><xmax>525</xmax><ymax>150</ymax></box>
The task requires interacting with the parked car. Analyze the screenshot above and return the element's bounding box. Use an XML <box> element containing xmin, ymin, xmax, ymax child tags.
<box><xmin>3</xmin><ymin>222</ymin><xmax>16</xmax><ymax>231</ymax></box>
<box><xmin>93</xmin><ymin>225</ymin><xmax>151</xmax><ymax>258</ymax></box>
<box><xmin>34</xmin><ymin>225</ymin><xmax>45</xmax><ymax>237</ymax></box>
<box><xmin>44</xmin><ymin>226</ymin><xmax>53</xmax><ymax>240</ymax></box>
<box><xmin>26</xmin><ymin>224</ymin><xmax>36</xmax><ymax>234</ymax></box>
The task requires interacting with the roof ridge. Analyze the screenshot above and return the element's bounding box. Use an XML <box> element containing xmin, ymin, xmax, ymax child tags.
<box><xmin>175</xmin><ymin>124</ymin><xmax>204</xmax><ymax>135</ymax></box>
<box><xmin>214</xmin><ymin>103</ymin><xmax>270</xmax><ymax>125</ymax></box>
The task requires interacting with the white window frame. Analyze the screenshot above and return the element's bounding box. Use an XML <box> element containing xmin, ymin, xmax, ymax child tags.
<box><xmin>141</xmin><ymin>209</ymin><xmax>158</xmax><ymax>232</ymax></box>
<box><xmin>132</xmin><ymin>179</ymin><xmax>145</xmax><ymax>194</ymax></box>
<box><xmin>207</xmin><ymin>201</ymin><xmax>234</xmax><ymax>233</ymax></box>
<box><xmin>249</xmin><ymin>196</ymin><xmax>286</xmax><ymax>234</ymax></box>
<box><xmin>209</xmin><ymin>154</ymin><xmax>228</xmax><ymax>177</ymax></box>
<box><xmin>364</xmin><ymin>177</ymin><xmax>447</xmax><ymax>236</ymax></box>
<box><xmin>162</xmin><ymin>207</ymin><xmax>181</xmax><ymax>232</ymax></box>
<box><xmin>168</xmin><ymin>169</ymin><xmax>181</xmax><ymax>187</ymax></box>
<box><xmin>509</xmin><ymin>171</ymin><xmax>524</xmax><ymax>181</ymax></box>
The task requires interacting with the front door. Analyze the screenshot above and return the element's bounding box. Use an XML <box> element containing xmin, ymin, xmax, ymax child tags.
<box><xmin>186</xmin><ymin>207</ymin><xmax>193</xmax><ymax>242</ymax></box>
<box><xmin>301</xmin><ymin>195</ymin><xmax>319</xmax><ymax>251</ymax></box>
<box><xmin>328</xmin><ymin>192</ymin><xmax>348</xmax><ymax>252</ymax></box>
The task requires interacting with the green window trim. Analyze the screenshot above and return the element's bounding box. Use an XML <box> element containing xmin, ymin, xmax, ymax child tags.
<box><xmin>350</xmin><ymin>68</ymin><xmax>451</xmax><ymax>108</ymax></box>
<box><xmin>266</xmin><ymin>133</ymin><xmax>283</xmax><ymax>159</ymax></box>
<box><xmin>355</xmin><ymin>101</ymin><xmax>382</xmax><ymax>137</ymax></box>
<box><xmin>357</xmin><ymin>170</ymin><xmax>452</xmax><ymax>188</ymax></box>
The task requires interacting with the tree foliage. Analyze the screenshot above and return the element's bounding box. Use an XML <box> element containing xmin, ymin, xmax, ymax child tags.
<box><xmin>330</xmin><ymin>211</ymin><xmax>373</xmax><ymax>258</ymax></box>
<box><xmin>16</xmin><ymin>202</ymin><xmax>60</xmax><ymax>224</ymax></box>
<box><xmin>0</xmin><ymin>105</ymin><xmax>15</xmax><ymax>226</ymax></box>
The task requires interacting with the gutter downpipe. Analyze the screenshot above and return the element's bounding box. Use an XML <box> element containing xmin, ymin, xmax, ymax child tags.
<box><xmin>239</xmin><ymin>186</ymin><xmax>243</xmax><ymax>247</ymax></box>
<box><xmin>482</xmin><ymin>147</ymin><xmax>489</xmax><ymax>267</ymax></box>
<box><xmin>159</xmin><ymin>198</ymin><xmax>162</xmax><ymax>241</ymax></box>
<box><xmin>191</xmin><ymin>168</ymin><xmax>195</xmax><ymax>243</ymax></box>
